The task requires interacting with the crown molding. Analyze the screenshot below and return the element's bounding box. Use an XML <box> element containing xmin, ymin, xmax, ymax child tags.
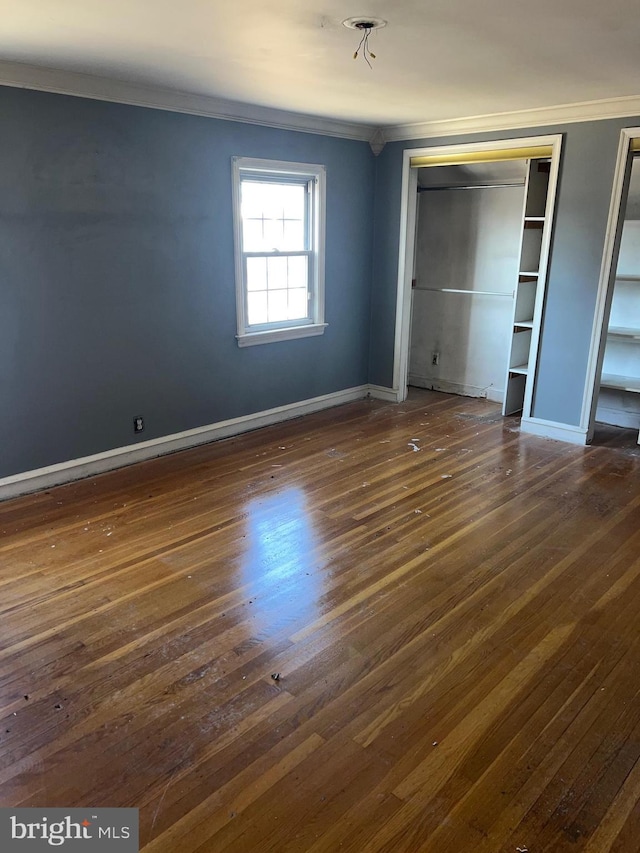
<box><xmin>381</xmin><ymin>94</ymin><xmax>640</xmax><ymax>143</ymax></box>
<box><xmin>368</xmin><ymin>128</ymin><xmax>386</xmax><ymax>156</ymax></box>
<box><xmin>4</xmin><ymin>59</ymin><xmax>640</xmax><ymax>150</ymax></box>
<box><xmin>0</xmin><ymin>59</ymin><xmax>375</xmax><ymax>142</ymax></box>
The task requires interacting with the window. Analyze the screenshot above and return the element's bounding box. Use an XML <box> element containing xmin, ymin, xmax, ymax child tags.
<box><xmin>232</xmin><ymin>157</ymin><xmax>326</xmax><ymax>346</ymax></box>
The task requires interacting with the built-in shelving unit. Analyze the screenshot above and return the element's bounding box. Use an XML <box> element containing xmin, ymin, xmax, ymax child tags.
<box><xmin>599</xmin><ymin>271</ymin><xmax>640</xmax><ymax>400</ymax></box>
<box><xmin>503</xmin><ymin>160</ymin><xmax>552</xmax><ymax>415</ymax></box>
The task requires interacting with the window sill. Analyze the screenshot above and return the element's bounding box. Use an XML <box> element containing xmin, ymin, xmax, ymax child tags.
<box><xmin>237</xmin><ymin>323</ymin><xmax>328</xmax><ymax>348</ymax></box>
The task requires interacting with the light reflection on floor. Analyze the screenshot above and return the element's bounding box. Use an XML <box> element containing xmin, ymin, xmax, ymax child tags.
<box><xmin>240</xmin><ymin>486</ymin><xmax>322</xmax><ymax>628</ymax></box>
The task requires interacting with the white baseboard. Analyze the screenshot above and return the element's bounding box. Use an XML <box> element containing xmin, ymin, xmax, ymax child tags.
<box><xmin>368</xmin><ymin>384</ymin><xmax>401</xmax><ymax>402</ymax></box>
<box><xmin>3</xmin><ymin>388</ymin><xmax>595</xmax><ymax>500</ymax></box>
<box><xmin>407</xmin><ymin>375</ymin><xmax>504</xmax><ymax>404</ymax></box>
<box><xmin>520</xmin><ymin>416</ymin><xmax>589</xmax><ymax>445</ymax></box>
<box><xmin>0</xmin><ymin>385</ymin><xmax>369</xmax><ymax>500</ymax></box>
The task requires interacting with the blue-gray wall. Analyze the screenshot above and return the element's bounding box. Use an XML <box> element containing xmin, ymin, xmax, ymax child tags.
<box><xmin>370</xmin><ymin>118</ymin><xmax>640</xmax><ymax>426</ymax></box>
<box><xmin>0</xmin><ymin>86</ymin><xmax>375</xmax><ymax>478</ymax></box>
<box><xmin>3</xmin><ymin>81</ymin><xmax>640</xmax><ymax>481</ymax></box>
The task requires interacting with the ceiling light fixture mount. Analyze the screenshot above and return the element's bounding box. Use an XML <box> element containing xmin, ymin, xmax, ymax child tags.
<box><xmin>342</xmin><ymin>17</ymin><xmax>387</xmax><ymax>31</ymax></box>
<box><xmin>342</xmin><ymin>17</ymin><xmax>387</xmax><ymax>69</ymax></box>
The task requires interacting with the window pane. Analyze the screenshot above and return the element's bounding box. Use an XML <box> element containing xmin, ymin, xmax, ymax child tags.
<box><xmin>247</xmin><ymin>291</ymin><xmax>268</xmax><ymax>325</ymax></box>
<box><xmin>241</xmin><ymin>179</ymin><xmax>306</xmax><ymax>252</ymax></box>
<box><xmin>242</xmin><ymin>219</ymin><xmax>265</xmax><ymax>252</ymax></box>
<box><xmin>282</xmin><ymin>220</ymin><xmax>304</xmax><ymax>251</ymax></box>
<box><xmin>246</xmin><ymin>257</ymin><xmax>267</xmax><ymax>292</ymax></box>
<box><xmin>278</xmin><ymin>184</ymin><xmax>306</xmax><ymax>219</ymax></box>
<box><xmin>266</xmin><ymin>256</ymin><xmax>288</xmax><ymax>290</ymax></box>
<box><xmin>288</xmin><ymin>288</ymin><xmax>308</xmax><ymax>320</ymax></box>
<box><xmin>268</xmin><ymin>289</ymin><xmax>288</xmax><ymax>322</ymax></box>
<box><xmin>241</xmin><ymin>182</ymin><xmax>270</xmax><ymax>219</ymax></box>
<box><xmin>287</xmin><ymin>255</ymin><xmax>308</xmax><ymax>288</ymax></box>
<box><xmin>263</xmin><ymin>218</ymin><xmax>284</xmax><ymax>251</ymax></box>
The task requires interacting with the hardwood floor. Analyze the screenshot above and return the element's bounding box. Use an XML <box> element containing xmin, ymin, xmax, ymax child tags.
<box><xmin>2</xmin><ymin>388</ymin><xmax>640</xmax><ymax>851</ymax></box>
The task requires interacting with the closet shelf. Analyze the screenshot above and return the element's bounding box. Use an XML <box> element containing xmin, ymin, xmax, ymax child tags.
<box><xmin>524</xmin><ymin>217</ymin><xmax>545</xmax><ymax>227</ymax></box>
<box><xmin>514</xmin><ymin>320</ymin><xmax>534</xmax><ymax>329</ymax></box>
<box><xmin>415</xmin><ymin>286</ymin><xmax>512</xmax><ymax>297</ymax></box>
<box><xmin>600</xmin><ymin>373</ymin><xmax>640</xmax><ymax>393</ymax></box>
<box><xmin>519</xmin><ymin>270</ymin><xmax>539</xmax><ymax>277</ymax></box>
<box><xmin>607</xmin><ymin>326</ymin><xmax>640</xmax><ymax>340</ymax></box>
<box><xmin>509</xmin><ymin>364</ymin><xmax>529</xmax><ymax>375</ymax></box>
<box><xmin>616</xmin><ymin>274</ymin><xmax>640</xmax><ymax>282</ymax></box>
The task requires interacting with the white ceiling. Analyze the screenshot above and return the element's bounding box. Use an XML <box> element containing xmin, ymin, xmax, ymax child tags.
<box><xmin>1</xmin><ymin>0</ymin><xmax>640</xmax><ymax>131</ymax></box>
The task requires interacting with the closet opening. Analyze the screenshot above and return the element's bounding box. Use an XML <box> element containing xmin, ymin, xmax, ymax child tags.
<box><xmin>392</xmin><ymin>136</ymin><xmax>563</xmax><ymax>427</ymax></box>
<box><xmin>409</xmin><ymin>159</ymin><xmax>527</xmax><ymax>406</ymax></box>
<box><xmin>588</xmin><ymin>132</ymin><xmax>640</xmax><ymax>447</ymax></box>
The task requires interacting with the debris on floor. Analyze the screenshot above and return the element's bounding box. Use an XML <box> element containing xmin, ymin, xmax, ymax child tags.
<box><xmin>271</xmin><ymin>673</ymin><xmax>281</xmax><ymax>681</ymax></box>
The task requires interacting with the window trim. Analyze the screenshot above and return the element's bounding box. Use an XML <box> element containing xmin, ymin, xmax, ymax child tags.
<box><xmin>232</xmin><ymin>157</ymin><xmax>327</xmax><ymax>347</ymax></box>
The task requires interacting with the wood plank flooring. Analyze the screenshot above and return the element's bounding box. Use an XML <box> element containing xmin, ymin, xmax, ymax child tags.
<box><xmin>2</xmin><ymin>389</ymin><xmax>640</xmax><ymax>851</ymax></box>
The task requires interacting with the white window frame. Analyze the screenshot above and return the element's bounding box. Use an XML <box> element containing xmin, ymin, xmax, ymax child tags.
<box><xmin>232</xmin><ymin>156</ymin><xmax>327</xmax><ymax>347</ymax></box>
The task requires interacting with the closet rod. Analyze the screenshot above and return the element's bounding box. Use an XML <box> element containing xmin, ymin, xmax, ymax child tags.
<box><xmin>417</xmin><ymin>182</ymin><xmax>525</xmax><ymax>192</ymax></box>
<box><xmin>416</xmin><ymin>287</ymin><xmax>512</xmax><ymax>297</ymax></box>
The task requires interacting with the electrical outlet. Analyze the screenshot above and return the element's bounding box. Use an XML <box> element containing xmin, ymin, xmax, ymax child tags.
<box><xmin>133</xmin><ymin>416</ymin><xmax>144</xmax><ymax>433</ymax></box>
<box><xmin>432</xmin><ymin>352</ymin><xmax>440</xmax><ymax>366</ymax></box>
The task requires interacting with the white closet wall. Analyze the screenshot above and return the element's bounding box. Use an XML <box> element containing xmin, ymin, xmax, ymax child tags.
<box><xmin>409</xmin><ymin>168</ymin><xmax>524</xmax><ymax>403</ymax></box>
